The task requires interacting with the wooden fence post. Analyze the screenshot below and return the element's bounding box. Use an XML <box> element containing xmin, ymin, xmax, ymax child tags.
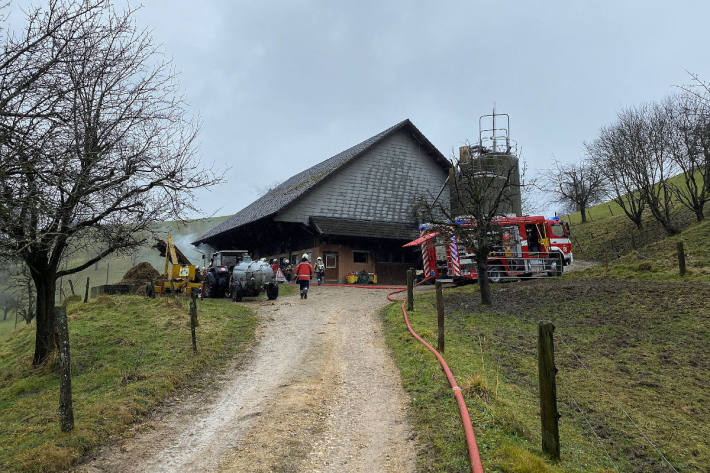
<box><xmin>84</xmin><ymin>277</ymin><xmax>90</xmax><ymax>303</ymax></box>
<box><xmin>406</xmin><ymin>268</ymin><xmax>414</xmax><ymax>312</ymax></box>
<box><xmin>677</xmin><ymin>241</ymin><xmax>686</xmax><ymax>276</ymax></box>
<box><xmin>189</xmin><ymin>291</ymin><xmax>198</xmax><ymax>352</ymax></box>
<box><xmin>435</xmin><ymin>280</ymin><xmax>444</xmax><ymax>353</ymax></box>
<box><xmin>538</xmin><ymin>321</ymin><xmax>560</xmax><ymax>460</ymax></box>
<box><xmin>55</xmin><ymin>306</ymin><xmax>74</xmax><ymax>431</ymax></box>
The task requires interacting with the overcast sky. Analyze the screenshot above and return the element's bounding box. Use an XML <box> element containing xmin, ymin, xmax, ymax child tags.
<box><xmin>92</xmin><ymin>1</ymin><xmax>710</xmax><ymax>216</ymax></box>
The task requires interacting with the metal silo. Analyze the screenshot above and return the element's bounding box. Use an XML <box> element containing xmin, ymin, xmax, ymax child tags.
<box><xmin>451</xmin><ymin>109</ymin><xmax>522</xmax><ymax>217</ymax></box>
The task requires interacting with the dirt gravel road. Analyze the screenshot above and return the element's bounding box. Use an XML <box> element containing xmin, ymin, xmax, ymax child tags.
<box><xmin>564</xmin><ymin>259</ymin><xmax>599</xmax><ymax>273</ymax></box>
<box><xmin>75</xmin><ymin>286</ymin><xmax>416</xmax><ymax>473</ymax></box>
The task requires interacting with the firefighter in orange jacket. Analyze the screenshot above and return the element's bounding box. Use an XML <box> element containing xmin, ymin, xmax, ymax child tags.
<box><xmin>294</xmin><ymin>254</ymin><xmax>314</xmax><ymax>299</ymax></box>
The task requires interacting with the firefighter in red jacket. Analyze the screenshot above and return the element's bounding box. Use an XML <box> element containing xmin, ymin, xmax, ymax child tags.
<box><xmin>294</xmin><ymin>254</ymin><xmax>314</xmax><ymax>299</ymax></box>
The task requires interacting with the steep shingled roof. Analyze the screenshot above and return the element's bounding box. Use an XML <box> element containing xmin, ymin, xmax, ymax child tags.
<box><xmin>310</xmin><ymin>217</ymin><xmax>419</xmax><ymax>240</ymax></box>
<box><xmin>193</xmin><ymin>119</ymin><xmax>448</xmax><ymax>245</ymax></box>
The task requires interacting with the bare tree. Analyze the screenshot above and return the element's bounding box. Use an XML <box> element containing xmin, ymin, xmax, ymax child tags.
<box><xmin>641</xmin><ymin>103</ymin><xmax>681</xmax><ymax>233</ymax></box>
<box><xmin>610</xmin><ymin>105</ymin><xmax>680</xmax><ymax>234</ymax></box>
<box><xmin>589</xmin><ymin>104</ymin><xmax>681</xmax><ymax>234</ymax></box>
<box><xmin>586</xmin><ymin>125</ymin><xmax>646</xmax><ymax>229</ymax></box>
<box><xmin>542</xmin><ymin>160</ymin><xmax>606</xmax><ymax>223</ymax></box>
<box><xmin>664</xmin><ymin>93</ymin><xmax>709</xmax><ymax>221</ymax></box>
<box><xmin>417</xmin><ymin>145</ymin><xmax>522</xmax><ymax>305</ymax></box>
<box><xmin>0</xmin><ymin>292</ymin><xmax>17</xmax><ymax>321</ymax></box>
<box><xmin>679</xmin><ymin>71</ymin><xmax>710</xmax><ymax>105</ymax></box>
<box><xmin>4</xmin><ymin>261</ymin><xmax>36</xmax><ymax>325</ymax></box>
<box><xmin>0</xmin><ymin>2</ymin><xmax>219</xmax><ymax>365</ymax></box>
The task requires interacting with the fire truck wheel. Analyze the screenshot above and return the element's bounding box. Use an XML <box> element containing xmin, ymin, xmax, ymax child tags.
<box><xmin>488</xmin><ymin>268</ymin><xmax>503</xmax><ymax>283</ymax></box>
<box><xmin>547</xmin><ymin>253</ymin><xmax>563</xmax><ymax>277</ymax></box>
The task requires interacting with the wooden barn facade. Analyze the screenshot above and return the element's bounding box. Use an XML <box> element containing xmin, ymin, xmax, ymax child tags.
<box><xmin>192</xmin><ymin>119</ymin><xmax>450</xmax><ymax>284</ymax></box>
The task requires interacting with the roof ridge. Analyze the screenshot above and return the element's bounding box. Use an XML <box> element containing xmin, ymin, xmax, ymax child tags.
<box><xmin>192</xmin><ymin>119</ymin><xmax>445</xmax><ymax>245</ymax></box>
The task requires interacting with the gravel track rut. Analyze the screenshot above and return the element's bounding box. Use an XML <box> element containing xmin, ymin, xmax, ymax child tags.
<box><xmin>74</xmin><ymin>286</ymin><xmax>415</xmax><ymax>473</ymax></box>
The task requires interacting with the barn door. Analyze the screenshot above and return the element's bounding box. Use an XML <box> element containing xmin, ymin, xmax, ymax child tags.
<box><xmin>324</xmin><ymin>252</ymin><xmax>338</xmax><ymax>282</ymax></box>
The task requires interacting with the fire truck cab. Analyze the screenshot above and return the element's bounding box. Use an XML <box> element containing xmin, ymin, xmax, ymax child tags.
<box><xmin>406</xmin><ymin>216</ymin><xmax>573</xmax><ymax>283</ymax></box>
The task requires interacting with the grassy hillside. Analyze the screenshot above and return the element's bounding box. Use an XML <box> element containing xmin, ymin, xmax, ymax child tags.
<box><xmin>0</xmin><ymin>294</ymin><xmax>257</xmax><ymax>473</ymax></box>
<box><xmin>0</xmin><ymin>316</ymin><xmax>17</xmax><ymax>341</ymax></box>
<box><xmin>564</xmin><ymin>174</ymin><xmax>708</xmax><ymax>262</ymax></box>
<box><xmin>383</xmin><ymin>278</ymin><xmax>709</xmax><ymax>473</ymax></box>
<box><xmin>571</xmin><ymin>218</ymin><xmax>710</xmax><ymax>281</ymax></box>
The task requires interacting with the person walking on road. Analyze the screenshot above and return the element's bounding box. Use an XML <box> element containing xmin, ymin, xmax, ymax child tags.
<box><xmin>294</xmin><ymin>254</ymin><xmax>314</xmax><ymax>299</ymax></box>
<box><xmin>315</xmin><ymin>256</ymin><xmax>325</xmax><ymax>286</ymax></box>
<box><xmin>282</xmin><ymin>259</ymin><xmax>292</xmax><ymax>282</ymax></box>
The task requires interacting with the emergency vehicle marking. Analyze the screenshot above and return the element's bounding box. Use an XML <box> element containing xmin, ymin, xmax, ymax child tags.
<box><xmin>406</xmin><ymin>216</ymin><xmax>573</xmax><ymax>281</ymax></box>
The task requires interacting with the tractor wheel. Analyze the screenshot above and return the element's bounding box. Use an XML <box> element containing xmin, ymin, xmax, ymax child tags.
<box><xmin>224</xmin><ymin>276</ymin><xmax>232</xmax><ymax>299</ymax></box>
<box><xmin>266</xmin><ymin>283</ymin><xmax>279</xmax><ymax>300</ymax></box>
<box><xmin>204</xmin><ymin>272</ymin><xmax>216</xmax><ymax>298</ymax></box>
<box><xmin>232</xmin><ymin>282</ymin><xmax>243</xmax><ymax>302</ymax></box>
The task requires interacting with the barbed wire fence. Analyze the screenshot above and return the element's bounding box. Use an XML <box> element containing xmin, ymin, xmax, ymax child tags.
<box><xmin>554</xmin><ymin>332</ymin><xmax>680</xmax><ymax>473</ymax></box>
<box><xmin>458</xmin><ymin>315</ymin><xmax>683</xmax><ymax>472</ymax></box>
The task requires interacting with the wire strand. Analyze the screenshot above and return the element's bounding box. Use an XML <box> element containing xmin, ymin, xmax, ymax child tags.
<box><xmin>557</xmin><ymin>335</ymin><xmax>679</xmax><ymax>473</ymax></box>
<box><xmin>562</xmin><ymin>390</ymin><xmax>621</xmax><ymax>472</ymax></box>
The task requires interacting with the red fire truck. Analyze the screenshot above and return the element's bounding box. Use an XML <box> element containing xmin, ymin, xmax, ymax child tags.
<box><xmin>404</xmin><ymin>216</ymin><xmax>573</xmax><ymax>282</ymax></box>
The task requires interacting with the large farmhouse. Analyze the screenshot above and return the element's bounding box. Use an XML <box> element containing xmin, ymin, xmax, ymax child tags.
<box><xmin>192</xmin><ymin>119</ymin><xmax>450</xmax><ymax>283</ymax></box>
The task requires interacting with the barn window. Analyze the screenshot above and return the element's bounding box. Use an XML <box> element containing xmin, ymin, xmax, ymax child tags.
<box><xmin>353</xmin><ymin>251</ymin><xmax>369</xmax><ymax>263</ymax></box>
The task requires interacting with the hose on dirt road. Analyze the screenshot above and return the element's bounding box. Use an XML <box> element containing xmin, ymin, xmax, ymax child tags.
<box><xmin>321</xmin><ymin>280</ymin><xmax>485</xmax><ymax>473</ymax></box>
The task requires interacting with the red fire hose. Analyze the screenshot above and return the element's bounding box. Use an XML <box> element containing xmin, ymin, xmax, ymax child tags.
<box><xmin>323</xmin><ymin>280</ymin><xmax>485</xmax><ymax>473</ymax></box>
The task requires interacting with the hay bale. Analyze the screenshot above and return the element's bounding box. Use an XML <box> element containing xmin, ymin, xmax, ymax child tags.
<box><xmin>119</xmin><ymin>262</ymin><xmax>161</xmax><ymax>285</ymax></box>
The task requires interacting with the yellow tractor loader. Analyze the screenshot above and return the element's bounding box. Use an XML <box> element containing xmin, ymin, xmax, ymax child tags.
<box><xmin>154</xmin><ymin>235</ymin><xmax>202</xmax><ymax>294</ymax></box>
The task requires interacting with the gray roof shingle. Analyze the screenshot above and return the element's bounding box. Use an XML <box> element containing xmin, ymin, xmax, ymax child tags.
<box><xmin>193</xmin><ymin>119</ymin><xmax>447</xmax><ymax>245</ymax></box>
<box><xmin>310</xmin><ymin>217</ymin><xmax>419</xmax><ymax>240</ymax></box>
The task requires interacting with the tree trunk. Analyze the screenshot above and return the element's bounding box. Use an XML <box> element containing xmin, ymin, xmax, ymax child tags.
<box><xmin>661</xmin><ymin>221</ymin><xmax>680</xmax><ymax>236</ymax></box>
<box><xmin>32</xmin><ymin>272</ymin><xmax>57</xmax><ymax>366</ymax></box>
<box><xmin>25</xmin><ymin>275</ymin><xmax>34</xmax><ymax>324</ymax></box>
<box><xmin>478</xmin><ymin>257</ymin><xmax>492</xmax><ymax>305</ymax></box>
<box><xmin>696</xmin><ymin>208</ymin><xmax>705</xmax><ymax>222</ymax></box>
<box><xmin>580</xmin><ymin>206</ymin><xmax>587</xmax><ymax>223</ymax></box>
<box><xmin>3</xmin><ymin>306</ymin><xmax>8</xmax><ymax>321</ymax></box>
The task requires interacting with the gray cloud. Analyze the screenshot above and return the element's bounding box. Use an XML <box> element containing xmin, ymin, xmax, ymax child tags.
<box><xmin>132</xmin><ymin>1</ymin><xmax>710</xmax><ymax>217</ymax></box>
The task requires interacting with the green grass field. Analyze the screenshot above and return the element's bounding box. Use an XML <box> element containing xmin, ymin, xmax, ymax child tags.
<box><xmin>383</xmin><ymin>277</ymin><xmax>709</xmax><ymax>472</ymax></box>
<box><xmin>0</xmin><ymin>294</ymin><xmax>257</xmax><ymax>473</ymax></box>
